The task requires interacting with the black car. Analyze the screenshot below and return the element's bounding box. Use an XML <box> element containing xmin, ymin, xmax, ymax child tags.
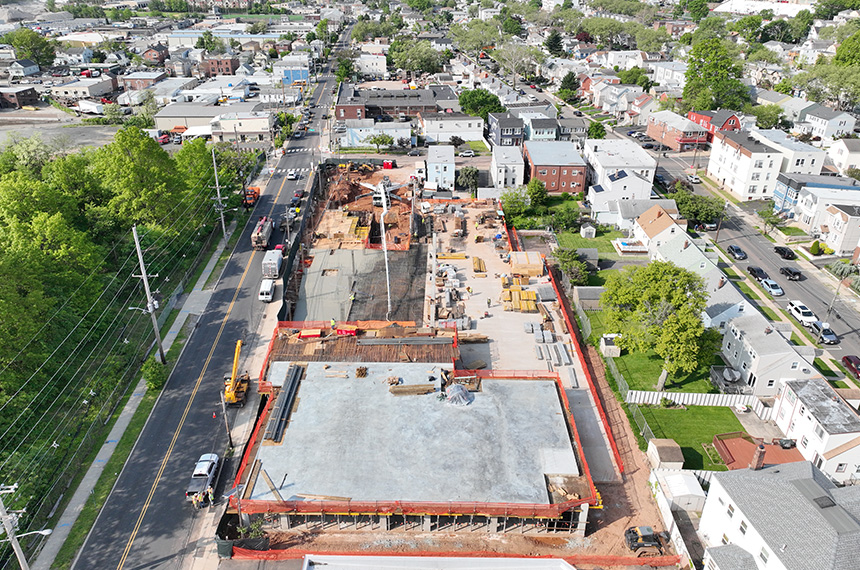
<box><xmin>747</xmin><ymin>266</ymin><xmax>769</xmax><ymax>282</ymax></box>
<box><xmin>780</xmin><ymin>266</ymin><xmax>802</xmax><ymax>280</ymax></box>
<box><xmin>727</xmin><ymin>245</ymin><xmax>747</xmax><ymax>260</ymax></box>
<box><xmin>407</xmin><ymin>149</ymin><xmax>421</xmax><ymax>156</ymax></box>
<box><xmin>774</xmin><ymin>246</ymin><xmax>796</xmax><ymax>260</ymax></box>
<box><xmin>642</xmin><ymin>143</ymin><xmax>655</xmax><ymax>149</ymax></box>
<box><xmin>655</xmin><ymin>174</ymin><xmax>666</xmax><ymax>185</ymax></box>
<box><xmin>573</xmin><ymin>110</ymin><xmax>583</xmax><ymax>116</ymax></box>
<box><xmin>656</xmin><ymin>144</ymin><xmax>670</xmax><ymax>151</ymax></box>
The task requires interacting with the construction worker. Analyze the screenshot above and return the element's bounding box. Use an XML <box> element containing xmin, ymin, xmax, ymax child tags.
<box><xmin>191</xmin><ymin>493</ymin><xmax>200</xmax><ymax>509</ymax></box>
<box><xmin>487</xmin><ymin>297</ymin><xmax>492</xmax><ymax>309</ymax></box>
<box><xmin>330</xmin><ymin>317</ymin><xmax>336</xmax><ymax>330</ymax></box>
<box><xmin>207</xmin><ymin>486</ymin><xmax>215</xmax><ymax>507</ymax></box>
<box><xmin>350</xmin><ymin>292</ymin><xmax>355</xmax><ymax>302</ymax></box>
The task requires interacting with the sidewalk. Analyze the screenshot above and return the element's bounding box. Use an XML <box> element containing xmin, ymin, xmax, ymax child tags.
<box><xmin>32</xmin><ymin>220</ymin><xmax>238</xmax><ymax>570</ymax></box>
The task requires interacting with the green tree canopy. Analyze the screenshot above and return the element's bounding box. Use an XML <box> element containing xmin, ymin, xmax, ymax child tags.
<box><xmin>588</xmin><ymin>122</ymin><xmax>607</xmax><ymax>139</ymax></box>
<box><xmin>1</xmin><ymin>28</ymin><xmax>56</xmax><ymax>67</ymax></box>
<box><xmin>500</xmin><ymin>186</ymin><xmax>529</xmax><ymax>216</ymax></box>
<box><xmin>544</xmin><ymin>29</ymin><xmax>564</xmax><ymax>56</ymax></box>
<box><xmin>683</xmin><ymin>38</ymin><xmax>749</xmax><ymax>111</ymax></box>
<box><xmin>195</xmin><ymin>30</ymin><xmax>226</xmax><ymax>53</ymax></box>
<box><xmin>834</xmin><ymin>30</ymin><xmax>860</xmax><ymax>66</ymax></box>
<box><xmin>459</xmin><ymin>88</ymin><xmax>505</xmax><ymax>121</ymax></box>
<box><xmin>457</xmin><ymin>166</ymin><xmax>479</xmax><ymax>194</ymax></box>
<box><xmin>744</xmin><ymin>103</ymin><xmax>784</xmax><ymax>129</ymax></box>
<box><xmin>335</xmin><ymin>56</ymin><xmax>355</xmax><ymax>82</ymax></box>
<box><xmin>560</xmin><ymin>71</ymin><xmax>580</xmax><ymax>92</ymax></box>
<box><xmin>527</xmin><ymin>178</ymin><xmax>548</xmax><ymax>208</ymax></box>
<box><xmin>364</xmin><ymin>133</ymin><xmax>394</xmax><ymax>152</ymax></box>
<box><xmin>389</xmin><ymin>40</ymin><xmax>444</xmax><ymax>73</ymax></box>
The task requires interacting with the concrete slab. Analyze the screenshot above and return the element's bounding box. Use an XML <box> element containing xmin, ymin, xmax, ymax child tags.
<box><xmin>252</xmin><ymin>362</ymin><xmax>579</xmax><ymax>504</ymax></box>
<box><xmin>566</xmin><ymin>389</ymin><xmax>620</xmax><ymax>483</ymax></box>
<box><xmin>731</xmin><ymin>408</ymin><xmax>784</xmax><ymax>441</ymax></box>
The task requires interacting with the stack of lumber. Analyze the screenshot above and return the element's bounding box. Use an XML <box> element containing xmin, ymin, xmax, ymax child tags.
<box><xmin>438</xmin><ymin>252</ymin><xmax>467</xmax><ymax>260</ymax></box>
<box><xmin>472</xmin><ymin>257</ymin><xmax>486</xmax><ymax>273</ymax></box>
<box><xmin>389</xmin><ymin>383</ymin><xmax>436</xmax><ymax>396</ymax></box>
<box><xmin>509</xmin><ymin>289</ymin><xmax>538</xmax><ymax>313</ymax></box>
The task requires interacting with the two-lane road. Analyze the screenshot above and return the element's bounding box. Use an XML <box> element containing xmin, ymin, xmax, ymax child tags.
<box><xmin>75</xmin><ymin>63</ymin><xmax>340</xmax><ymax>570</ymax></box>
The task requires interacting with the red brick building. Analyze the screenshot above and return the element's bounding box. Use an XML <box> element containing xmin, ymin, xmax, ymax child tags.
<box><xmin>142</xmin><ymin>43</ymin><xmax>169</xmax><ymax>64</ymax></box>
<box><xmin>687</xmin><ymin>109</ymin><xmax>743</xmax><ymax>143</ymax></box>
<box><xmin>201</xmin><ymin>55</ymin><xmax>240</xmax><ymax>77</ymax></box>
<box><xmin>0</xmin><ymin>86</ymin><xmax>39</xmax><ymax>108</ymax></box>
<box><xmin>120</xmin><ymin>71</ymin><xmax>168</xmax><ymax>92</ymax></box>
<box><xmin>646</xmin><ymin>110</ymin><xmax>709</xmax><ymax>151</ymax></box>
<box><xmin>523</xmin><ymin>141</ymin><xmax>587</xmax><ymax>194</ymax></box>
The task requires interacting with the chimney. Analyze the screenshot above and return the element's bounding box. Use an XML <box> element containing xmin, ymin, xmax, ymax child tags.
<box><xmin>750</xmin><ymin>443</ymin><xmax>766</xmax><ymax>470</ymax></box>
<box><xmin>718</xmin><ymin>276</ymin><xmax>727</xmax><ymax>289</ymax></box>
<box><xmin>657</xmin><ymin>210</ymin><xmax>663</xmax><ymax>218</ymax></box>
<box><xmin>683</xmin><ymin>239</ymin><xmax>689</xmax><ymax>249</ymax></box>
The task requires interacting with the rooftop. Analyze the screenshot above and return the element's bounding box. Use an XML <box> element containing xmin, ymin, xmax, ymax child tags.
<box><xmin>808</xmin><ymin>106</ymin><xmax>849</xmax><ymax>120</ymax></box>
<box><xmin>428</xmin><ymin>145</ymin><xmax>455</xmax><ymax>162</ymax></box>
<box><xmin>493</xmin><ymin>145</ymin><xmax>525</xmax><ymax>165</ymax></box>
<box><xmin>785</xmin><ymin>378</ymin><xmax>860</xmax><ymax>434</ymax></box>
<box><xmin>636</xmin><ymin>204</ymin><xmax>686</xmax><ymax>239</ymax></box>
<box><xmin>123</xmin><ymin>71</ymin><xmax>166</xmax><ymax>80</ymax></box>
<box><xmin>715</xmin><ymin>432</ymin><xmax>804</xmax><ymax>470</ymax></box>
<box><xmin>650</xmin><ymin>110</ymin><xmax>706</xmax><ymax>133</ymax></box>
<box><xmin>586</xmin><ymin>138</ymin><xmax>656</xmax><ymax>169</ymax></box>
<box><xmin>752</xmin><ymin>129</ymin><xmax>821</xmax><ymax>152</ymax></box>
<box><xmin>154</xmin><ymin>102</ymin><xmax>261</xmax><ymax>118</ymax></box>
<box><xmin>251</xmin><ymin>362</ymin><xmax>582</xmax><ymax>505</ymax></box>
<box><xmin>718</xmin><ymin>131</ymin><xmax>780</xmax><ymax>155</ymax></box>
<box><xmin>524</xmin><ymin>141</ymin><xmax>585</xmax><ymax>166</ymax></box>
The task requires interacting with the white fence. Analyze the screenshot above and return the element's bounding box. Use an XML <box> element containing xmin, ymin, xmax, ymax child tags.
<box><xmin>649</xmin><ymin>471</ymin><xmax>695</xmax><ymax>569</ymax></box>
<box><xmin>625</xmin><ymin>390</ymin><xmax>775</xmax><ymax>421</ymax></box>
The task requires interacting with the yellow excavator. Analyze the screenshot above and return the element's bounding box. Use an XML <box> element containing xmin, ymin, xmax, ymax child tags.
<box><xmin>224</xmin><ymin>340</ymin><xmax>250</xmax><ymax>406</ymax></box>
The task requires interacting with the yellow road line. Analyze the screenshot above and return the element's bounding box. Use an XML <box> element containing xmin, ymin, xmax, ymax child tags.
<box><xmin>116</xmin><ymin>173</ymin><xmax>290</xmax><ymax>570</ymax></box>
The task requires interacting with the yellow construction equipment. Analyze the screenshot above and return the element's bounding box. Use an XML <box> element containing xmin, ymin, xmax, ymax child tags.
<box><xmin>224</xmin><ymin>340</ymin><xmax>250</xmax><ymax>406</ymax></box>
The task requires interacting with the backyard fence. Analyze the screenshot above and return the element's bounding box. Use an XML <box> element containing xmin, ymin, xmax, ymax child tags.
<box><xmin>629</xmin><ymin>403</ymin><xmax>656</xmax><ymax>444</ymax></box>
<box><xmin>604</xmin><ymin>356</ymin><xmax>629</xmax><ymax>401</ymax></box>
<box><xmin>649</xmin><ymin>471</ymin><xmax>697</xmax><ymax>570</ymax></box>
<box><xmin>626</xmin><ymin>390</ymin><xmax>756</xmax><ymax>408</ymax></box>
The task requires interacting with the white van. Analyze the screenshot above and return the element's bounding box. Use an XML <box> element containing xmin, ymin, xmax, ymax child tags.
<box><xmin>258</xmin><ymin>279</ymin><xmax>276</xmax><ymax>303</ymax></box>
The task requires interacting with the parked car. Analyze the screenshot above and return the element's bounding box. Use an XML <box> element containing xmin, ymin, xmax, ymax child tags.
<box><xmin>780</xmin><ymin>266</ymin><xmax>802</xmax><ymax>280</ymax></box>
<box><xmin>535</xmin><ymin>86</ymin><xmax>543</xmax><ymax>92</ymax></box>
<box><xmin>787</xmin><ymin>300</ymin><xmax>817</xmax><ymax>326</ymax></box>
<box><xmin>703</xmin><ymin>222</ymin><xmax>718</xmax><ymax>231</ymax></box>
<box><xmin>294</xmin><ymin>189</ymin><xmax>304</xmax><ymax>198</ymax></box>
<box><xmin>407</xmin><ymin>149</ymin><xmax>421</xmax><ymax>156</ymax></box>
<box><xmin>157</xmin><ymin>134</ymin><xmax>170</xmax><ymax>144</ymax></box>
<box><xmin>185</xmin><ymin>453</ymin><xmax>219</xmax><ymax>501</ymax></box>
<box><xmin>842</xmin><ymin>355</ymin><xmax>860</xmax><ymax>379</ymax></box>
<box><xmin>656</xmin><ymin>144</ymin><xmax>670</xmax><ymax>151</ymax></box>
<box><xmin>774</xmin><ymin>246</ymin><xmax>796</xmax><ymax>260</ymax></box>
<box><xmin>627</xmin><ymin>130</ymin><xmax>637</xmax><ymax>136</ymax></box>
<box><xmin>727</xmin><ymin>245</ymin><xmax>747</xmax><ymax>260</ymax></box>
<box><xmin>573</xmin><ymin>110</ymin><xmax>583</xmax><ymax>116</ymax></box>
<box><xmin>761</xmin><ymin>279</ymin><xmax>784</xmax><ymax>296</ymax></box>
<box><xmin>642</xmin><ymin>143</ymin><xmax>655</xmax><ymax>149</ymax></box>
<box><xmin>747</xmin><ymin>266</ymin><xmax>769</xmax><ymax>281</ymax></box>
<box><xmin>633</xmin><ymin>132</ymin><xmax>646</xmax><ymax>139</ymax></box>
<box><xmin>811</xmin><ymin>320</ymin><xmax>839</xmax><ymax>344</ymax></box>
<box><xmin>459</xmin><ymin>149</ymin><xmax>475</xmax><ymax>157</ymax></box>
<box><xmin>655</xmin><ymin>174</ymin><xmax>666</xmax><ymax>185</ymax></box>
<box><xmin>172</xmin><ymin>135</ymin><xmax>183</xmax><ymax>145</ymax></box>
<box><xmin>687</xmin><ymin>174</ymin><xmax>702</xmax><ymax>184</ymax></box>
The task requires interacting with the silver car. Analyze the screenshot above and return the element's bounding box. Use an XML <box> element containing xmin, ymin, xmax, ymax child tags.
<box><xmin>811</xmin><ymin>321</ymin><xmax>839</xmax><ymax>344</ymax></box>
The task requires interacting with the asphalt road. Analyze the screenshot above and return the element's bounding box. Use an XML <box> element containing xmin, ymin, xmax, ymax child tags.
<box><xmin>73</xmin><ymin>62</ymin><xmax>339</xmax><ymax>570</ymax></box>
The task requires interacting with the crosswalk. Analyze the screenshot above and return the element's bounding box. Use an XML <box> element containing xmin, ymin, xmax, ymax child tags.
<box><xmin>274</xmin><ymin>167</ymin><xmax>312</xmax><ymax>174</ymax></box>
<box><xmin>284</xmin><ymin>148</ymin><xmax>310</xmax><ymax>153</ymax></box>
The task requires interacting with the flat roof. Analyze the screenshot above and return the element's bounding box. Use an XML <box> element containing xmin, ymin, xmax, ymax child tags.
<box><xmin>251</xmin><ymin>362</ymin><xmax>580</xmax><ymax>504</ymax></box>
<box><xmin>786</xmin><ymin>379</ymin><xmax>860</xmax><ymax>434</ymax></box>
<box><xmin>524</xmin><ymin>141</ymin><xmax>585</xmax><ymax>166</ymax></box>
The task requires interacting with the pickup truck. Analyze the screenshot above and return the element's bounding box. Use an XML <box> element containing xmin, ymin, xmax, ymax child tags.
<box><xmin>185</xmin><ymin>453</ymin><xmax>219</xmax><ymax>501</ymax></box>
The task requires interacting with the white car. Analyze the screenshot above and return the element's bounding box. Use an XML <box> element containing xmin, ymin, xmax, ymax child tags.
<box><xmin>787</xmin><ymin>300</ymin><xmax>817</xmax><ymax>326</ymax></box>
<box><xmin>286</xmin><ymin>169</ymin><xmax>297</xmax><ymax>180</ymax></box>
<box><xmin>761</xmin><ymin>279</ymin><xmax>784</xmax><ymax>297</ymax></box>
<box><xmin>687</xmin><ymin>174</ymin><xmax>702</xmax><ymax>184</ymax></box>
<box><xmin>458</xmin><ymin>150</ymin><xmax>475</xmax><ymax>157</ymax></box>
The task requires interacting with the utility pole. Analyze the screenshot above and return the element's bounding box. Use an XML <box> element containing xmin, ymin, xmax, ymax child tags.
<box><xmin>714</xmin><ymin>201</ymin><xmax>729</xmax><ymax>244</ymax></box>
<box><xmin>132</xmin><ymin>225</ymin><xmax>166</xmax><ymax>364</ymax></box>
<box><xmin>0</xmin><ymin>485</ymin><xmax>28</xmax><ymax>570</ymax></box>
<box><xmin>211</xmin><ymin>147</ymin><xmax>227</xmax><ymax>243</ymax></box>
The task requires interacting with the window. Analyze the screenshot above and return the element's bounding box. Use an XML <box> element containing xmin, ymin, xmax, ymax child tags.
<box><xmin>561</xmin><ymin>182</ymin><xmax>566</xmax><ymax>187</ymax></box>
<box><xmin>791</xmin><ymin>361</ymin><xmax>799</xmax><ymax>370</ymax></box>
<box><xmin>721</xmin><ymin>534</ymin><xmax>730</xmax><ymax>545</ymax></box>
<box><xmin>760</xmin><ymin>548</ymin><xmax>770</xmax><ymax>564</ymax></box>
<box><xmin>539</xmin><ymin>169</ymin><xmax>547</xmax><ymax>175</ymax></box>
<box><xmin>815</xmin><ymin>424</ymin><xmax>825</xmax><ymax>439</ymax></box>
<box><xmin>800</xmin><ymin>405</ymin><xmax>805</xmax><ymax>416</ymax></box>
<box><xmin>727</xmin><ymin>504</ymin><xmax>735</xmax><ymax>518</ymax></box>
<box><xmin>751</xmin><ymin>173</ymin><xmax>760</xmax><ymax>181</ymax></box>
<box><xmin>562</xmin><ymin>169</ymin><xmax>567</xmax><ymax>175</ymax></box>
<box><xmin>801</xmin><ymin>436</ymin><xmax>809</xmax><ymax>448</ymax></box>
<box><xmin>552</xmin><ymin>169</ymin><xmax>557</xmax><ymax>175</ymax></box>
<box><xmin>755</xmin><ymin>160</ymin><xmax>763</xmax><ymax>168</ymax></box>
<box><xmin>795</xmin><ymin>158</ymin><xmax>805</xmax><ymax>166</ymax></box>
<box><xmin>837</xmin><ymin>463</ymin><xmax>847</xmax><ymax>473</ymax></box>
<box><xmin>739</xmin><ymin>521</ymin><xmax>747</xmax><ymax>535</ymax></box>
<box><xmin>749</xmin><ymin>185</ymin><xmax>757</xmax><ymax>193</ymax></box>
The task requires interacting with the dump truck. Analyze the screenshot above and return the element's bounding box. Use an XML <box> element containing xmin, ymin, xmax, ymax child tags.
<box><xmin>261</xmin><ymin>248</ymin><xmax>282</xmax><ymax>279</ymax></box>
<box><xmin>251</xmin><ymin>216</ymin><xmax>272</xmax><ymax>250</ymax></box>
<box><xmin>243</xmin><ymin>186</ymin><xmax>260</xmax><ymax>208</ymax></box>
<box><xmin>224</xmin><ymin>340</ymin><xmax>250</xmax><ymax>406</ymax></box>
<box><xmin>624</xmin><ymin>526</ymin><xmax>669</xmax><ymax>557</ymax></box>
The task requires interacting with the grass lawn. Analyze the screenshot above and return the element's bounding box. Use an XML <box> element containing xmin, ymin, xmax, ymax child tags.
<box><xmin>723</xmin><ymin>266</ymin><xmax>742</xmax><ymax>279</ymax></box>
<box><xmin>737</xmin><ymin>281</ymin><xmax>760</xmax><ymax>300</ymax></box>
<box><xmin>639</xmin><ymin>406</ymin><xmax>742</xmax><ymax>470</ymax></box>
<box><xmin>585</xmin><ymin>309</ymin><xmax>608</xmax><ymax>343</ymax></box>
<box><xmin>557</xmin><ymin>227</ymin><xmax>623</xmax><ymax>254</ymax></box>
<box><xmin>790</xmin><ymin>333</ymin><xmax>803</xmax><ymax>345</ymax></box>
<box><xmin>757</xmin><ymin>305</ymin><xmax>781</xmax><ymax>321</ymax></box>
<box><xmin>778</xmin><ymin>226</ymin><xmax>807</xmax><ymax>236</ymax></box>
<box><xmin>613</xmin><ymin>350</ymin><xmax>723</xmax><ymax>393</ymax></box>
<box><xmin>814</xmin><ymin>357</ymin><xmax>838</xmax><ymax>377</ymax></box>
<box><xmin>586</xmin><ymin>269</ymin><xmax>618</xmax><ymax>286</ymax></box>
<box><xmin>830</xmin><ymin>379</ymin><xmax>852</xmax><ymax>389</ymax></box>
<box><xmin>466</xmin><ymin>140</ymin><xmax>489</xmax><ymax>153</ymax></box>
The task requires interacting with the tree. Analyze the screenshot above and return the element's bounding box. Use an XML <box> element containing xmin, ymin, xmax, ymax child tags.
<box><xmin>103</xmin><ymin>103</ymin><xmax>124</xmax><ymax>123</ymax></box>
<box><xmin>744</xmin><ymin>103</ymin><xmax>784</xmax><ymax>129</ymax></box>
<box><xmin>774</xmin><ymin>78</ymin><xmax>794</xmax><ymax>95</ymax></box>
<box><xmin>247</xmin><ymin>21</ymin><xmax>268</xmax><ymax>34</ymax></box>
<box><xmin>459</xmin><ymin>88</ymin><xmax>505</xmax><ymax>121</ymax></box>
<box><xmin>396</xmin><ymin>136</ymin><xmax>411</xmax><ymax>149</ymax></box>
<box><xmin>364</xmin><ymin>133</ymin><xmax>394</xmax><ymax>152</ymax></box>
<box><xmin>1</xmin><ymin>28</ymin><xmax>56</xmax><ymax>67</ymax></box>
<box><xmin>793</xmin><ymin>63</ymin><xmax>860</xmax><ymax>111</ymax></box>
<box><xmin>834</xmin><ymin>30</ymin><xmax>860</xmax><ymax>67</ymax></box>
<box><xmin>686</xmin><ymin>0</ymin><xmax>710</xmax><ymax>23</ymax></box>
<box><xmin>845</xmin><ymin>167</ymin><xmax>860</xmax><ymax>181</ymax></box>
<box><xmin>450</xmin><ymin>20</ymin><xmax>502</xmax><ymax>60</ymax></box>
<box><xmin>502</xmin><ymin>16</ymin><xmax>524</xmax><ymax>36</ymax></box>
<box><xmin>527</xmin><ymin>178</ymin><xmax>548</xmax><ymax>208</ymax></box>
<box><xmin>668</xmin><ymin>186</ymin><xmax>725</xmax><ymax>223</ymax></box>
<box><xmin>457</xmin><ymin>166</ymin><xmax>479</xmax><ymax>194</ymax></box>
<box><xmin>195</xmin><ymin>30</ymin><xmax>226</xmax><ymax>53</ymax></box>
<box><xmin>601</xmin><ymin>261</ymin><xmax>713</xmax><ymax>390</ymax></box>
<box><xmin>316</xmin><ymin>18</ymin><xmax>330</xmax><ymax>46</ymax></box>
<box><xmin>544</xmin><ymin>29</ymin><xmax>564</xmax><ymax>56</ymax></box>
<box><xmin>500</xmin><ymin>186</ymin><xmax>529</xmax><ymax>216</ymax></box>
<box><xmin>588</xmin><ymin>122</ymin><xmax>607</xmax><ymax>139</ymax></box>
<box><xmin>494</xmin><ymin>42</ymin><xmax>543</xmax><ymax>89</ymax></box>
<box><xmin>389</xmin><ymin>40</ymin><xmax>444</xmax><ymax>73</ymax></box>
<box><xmin>560</xmin><ymin>71</ymin><xmax>580</xmax><ymax>92</ymax></box>
<box><xmin>448</xmin><ymin>136</ymin><xmax>465</xmax><ymax>150</ymax></box>
<box><xmin>634</xmin><ymin>26</ymin><xmax>670</xmax><ymax>52</ymax></box>
<box><xmin>727</xmin><ymin>15</ymin><xmax>762</xmax><ymax>43</ymax></box>
<box><xmin>335</xmin><ymin>56</ymin><xmax>355</xmax><ymax>83</ymax></box>
<box><xmin>555</xmin><ymin>248</ymin><xmax>589</xmax><ymax>286</ymax></box>
<box><xmin>757</xmin><ymin>207</ymin><xmax>785</xmax><ymax>235</ymax></box>
<box><xmin>683</xmin><ymin>38</ymin><xmax>749</xmax><ymax>111</ymax></box>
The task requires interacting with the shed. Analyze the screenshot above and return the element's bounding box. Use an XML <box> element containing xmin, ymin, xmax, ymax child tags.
<box><xmin>659</xmin><ymin>471</ymin><xmax>706</xmax><ymax>512</ymax></box>
<box><xmin>509</xmin><ymin>251</ymin><xmax>544</xmax><ymax>277</ymax></box>
<box><xmin>600</xmin><ymin>334</ymin><xmax>621</xmax><ymax>358</ymax></box>
<box><xmin>580</xmin><ymin>223</ymin><xmax>596</xmax><ymax>239</ymax></box>
<box><xmin>647</xmin><ymin>438</ymin><xmax>685</xmax><ymax>470</ymax></box>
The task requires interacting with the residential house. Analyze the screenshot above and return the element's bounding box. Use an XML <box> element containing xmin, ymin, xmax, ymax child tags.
<box><xmin>522</xmin><ymin>141</ymin><xmax>587</xmax><ymax>194</ymax></box>
<box><xmin>818</xmin><ymin>204</ymin><xmax>860</xmax><ymax>255</ymax></box>
<box><xmin>8</xmin><ymin>59</ymin><xmax>39</xmax><ymax>77</ymax></box>
<box><xmin>273</xmin><ymin>53</ymin><xmax>311</xmax><ymax>85</ymax></box>
<box><xmin>50</xmin><ymin>77</ymin><xmax>114</xmax><ymax>99</ymax></box>
<box><xmin>54</xmin><ymin>46</ymin><xmax>93</xmax><ymax>66</ymax></box>
<box><xmin>687</xmin><ymin>109</ymin><xmax>743</xmax><ymax>143</ymax></box>
<box><xmin>522</xmin><ymin>115</ymin><xmax>558</xmax><ymax>141</ymax></box>
<box><xmin>582</xmin><ymin>138</ymin><xmax>656</xmax><ymax>189</ymax></box>
<box><xmin>426</xmin><ymin>145</ymin><xmax>455</xmax><ymax>190</ymax></box>
<box><xmin>646</xmin><ymin>110</ymin><xmax>709</xmax><ymax>151</ymax></box>
<box><xmin>418</xmin><ymin>112</ymin><xmax>484</xmax><ymax>144</ymax></box>
<box><xmin>631</xmin><ymin>204</ymin><xmax>688</xmax><ymax>256</ymax></box>
<box><xmin>775</xmin><ymin>378</ymin><xmax>860</xmax><ymax>483</ymax></box>
<box><xmin>557</xmin><ymin>117</ymin><xmax>589</xmax><ymax>145</ymax></box>
<box><xmin>120</xmin><ymin>71</ymin><xmax>168</xmax><ymax>92</ymax></box>
<box><xmin>490</xmin><ymin>146</ymin><xmax>525</xmax><ymax>189</ymax></box>
<box><xmin>0</xmin><ymin>85</ymin><xmax>38</xmax><ymax>109</ymax></box>
<box><xmin>649</xmin><ymin>61</ymin><xmax>687</xmax><ymax>89</ymax></box>
<box><xmin>762</xmin><ymin>40</ymin><xmax>797</xmax><ymax>60</ymax></box>
<box><xmin>827</xmin><ymin>138</ymin><xmax>860</xmax><ymax>174</ymax></box>
<box><xmin>772</xmin><ymin>172</ymin><xmax>860</xmax><ymax>217</ymax></box>
<box><xmin>359</xmin><ymin>42</ymin><xmax>390</xmax><ymax>54</ymax></box>
<box><xmin>792</xmin><ymin>178</ymin><xmax>860</xmax><ymax>234</ymax></box>
<box><xmin>487</xmin><ymin>112</ymin><xmax>525</xmax><ymax>147</ymax></box>
<box><xmin>258</xmin><ymin>84</ymin><xmax>301</xmax><ymax>106</ymax></box>
<box><xmin>754</xmin><ymin>88</ymin><xmax>792</xmax><ymax>107</ymax></box>
<box><xmin>209</xmin><ymin>111</ymin><xmax>275</xmax><ymax>149</ymax></box>
<box><xmin>721</xmin><ymin>313</ymin><xmax>818</xmax><ymax>397</ymax></box>
<box><xmin>118</xmin><ymin>76</ymin><xmax>198</xmax><ymax>106</ymax></box>
<box><xmin>801</xmin><ymin>106</ymin><xmax>857</xmax><ymax>142</ymax></box>
<box><xmin>593</xmin><ymin>83</ymin><xmax>643</xmax><ymax>116</ymax></box>
<box><xmin>707</xmin><ymin>131</ymin><xmax>782</xmax><ymax>200</ymax></box>
<box><xmin>605</xmin><ymin>50</ymin><xmax>647</xmax><ymax>70</ymax></box>
<box><xmin>796</xmin><ymin>38</ymin><xmax>838</xmax><ymax>65</ymax></box>
<box><xmin>779</xmin><ymin>97</ymin><xmax>821</xmax><ymax>124</ymax></box>
<box><xmin>751</xmin><ymin>129</ymin><xmax>826</xmax><ymax>175</ymax></box>
<box><xmin>508</xmin><ymin>102</ymin><xmax>558</xmax><ymax>119</ymax></box>
<box><xmin>589</xmin><ymin>169</ymin><xmax>653</xmax><ymax>216</ymax></box>
<box><xmin>604</xmin><ymin>198</ymin><xmax>678</xmax><ymax>232</ymax></box>
<box><xmin>201</xmin><ymin>54</ymin><xmax>239</xmax><ymax>77</ymax></box>
<box><xmin>241</xmin><ymin>40</ymin><xmax>261</xmax><ymax>53</ymax></box>
<box><xmin>333</xmin><ymin>119</ymin><xmax>412</xmax><ymax>148</ymax></box>
<box><xmin>699</xmin><ymin>462</ymin><xmax>860</xmax><ymax>570</ymax></box>
<box><xmin>624</xmin><ymin>93</ymin><xmax>656</xmax><ymax>126</ymax></box>
<box><xmin>142</xmin><ymin>43</ymin><xmax>170</xmax><ymax>64</ymax></box>
<box><xmin>479</xmin><ymin>7</ymin><xmax>501</xmax><ymax>19</ymax></box>
<box><xmin>356</xmin><ymin>53</ymin><xmax>386</xmax><ymax>77</ymax></box>
<box><xmin>579</xmin><ymin>74</ymin><xmax>618</xmax><ymax>104</ymax></box>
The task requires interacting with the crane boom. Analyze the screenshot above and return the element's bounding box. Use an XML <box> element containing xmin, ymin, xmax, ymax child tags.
<box><xmin>224</xmin><ymin>339</ymin><xmax>249</xmax><ymax>405</ymax></box>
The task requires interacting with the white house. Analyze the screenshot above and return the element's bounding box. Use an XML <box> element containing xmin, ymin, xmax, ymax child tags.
<box><xmin>356</xmin><ymin>53</ymin><xmax>387</xmax><ymax>77</ymax></box>
<box><xmin>631</xmin><ymin>204</ymin><xmax>688</xmax><ymax>256</ymax></box>
<box><xmin>334</xmin><ymin>119</ymin><xmax>412</xmax><ymax>149</ymax></box>
<box><xmin>750</xmin><ymin>129</ymin><xmax>825</xmax><ymax>176</ymax></box>
<box><xmin>418</xmin><ymin>112</ymin><xmax>484</xmax><ymax>144</ymax></box>
<box><xmin>819</xmin><ymin>204</ymin><xmax>860</xmax><ymax>255</ymax></box>
<box><xmin>426</xmin><ymin>145</ymin><xmax>455</xmax><ymax>190</ymax></box>
<box><xmin>606</xmin><ymin>198</ymin><xmax>678</xmax><ymax>232</ymax></box>
<box><xmin>479</xmin><ymin>7</ymin><xmax>501</xmax><ymax>19</ymax></box>
<box><xmin>582</xmin><ymin>138</ymin><xmax>656</xmax><ymax>188</ymax></box>
<box><xmin>779</xmin><ymin>97</ymin><xmax>820</xmax><ymax>124</ymax></box>
<box><xmin>801</xmin><ymin>106</ymin><xmax>857</xmax><ymax>143</ymax></box>
<box><xmin>588</xmin><ymin>169</ymin><xmax>653</xmax><ymax>215</ymax></box>
<box><xmin>699</xmin><ymin>462</ymin><xmax>860</xmax><ymax>570</ymax></box>
<box><xmin>490</xmin><ymin>146</ymin><xmax>525</xmax><ymax>189</ymax></box>
<box><xmin>707</xmin><ymin>130</ymin><xmax>783</xmax><ymax>201</ymax></box>
<box><xmin>774</xmin><ymin>379</ymin><xmax>860</xmax><ymax>483</ymax></box>
<box><xmin>649</xmin><ymin>61</ymin><xmax>687</xmax><ymax>89</ymax></box>
<box><xmin>8</xmin><ymin>59</ymin><xmax>39</xmax><ymax>77</ymax></box>
<box><xmin>792</xmin><ymin>183</ymin><xmax>860</xmax><ymax>234</ymax></box>
<box><xmin>827</xmin><ymin>138</ymin><xmax>860</xmax><ymax>174</ymax></box>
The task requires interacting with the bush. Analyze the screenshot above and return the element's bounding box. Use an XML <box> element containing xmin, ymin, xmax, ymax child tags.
<box><xmin>142</xmin><ymin>355</ymin><xmax>169</xmax><ymax>391</ymax></box>
<box><xmin>823</xmin><ymin>244</ymin><xmax>835</xmax><ymax>255</ymax></box>
<box><xmin>810</xmin><ymin>240</ymin><xmax>821</xmax><ymax>255</ymax></box>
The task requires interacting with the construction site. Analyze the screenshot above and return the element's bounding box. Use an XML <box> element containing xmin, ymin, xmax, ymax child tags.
<box><xmin>220</xmin><ymin>161</ymin><xmax>678</xmax><ymax>567</ymax></box>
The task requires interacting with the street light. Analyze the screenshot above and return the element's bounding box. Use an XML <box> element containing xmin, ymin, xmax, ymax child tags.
<box><xmin>0</xmin><ymin>529</ymin><xmax>52</xmax><ymax>541</ymax></box>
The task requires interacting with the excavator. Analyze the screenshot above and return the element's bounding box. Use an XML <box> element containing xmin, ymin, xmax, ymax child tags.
<box><xmin>224</xmin><ymin>340</ymin><xmax>250</xmax><ymax>406</ymax></box>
